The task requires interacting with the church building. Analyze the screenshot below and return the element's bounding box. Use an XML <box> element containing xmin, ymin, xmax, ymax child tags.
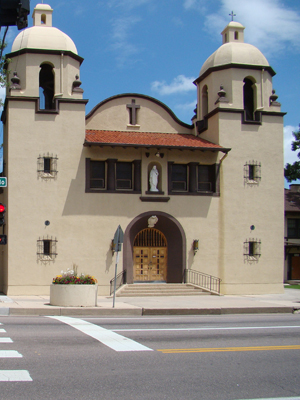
<box><xmin>0</xmin><ymin>4</ymin><xmax>285</xmax><ymax>295</ymax></box>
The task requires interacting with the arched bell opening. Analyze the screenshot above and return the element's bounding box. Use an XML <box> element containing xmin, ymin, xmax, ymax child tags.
<box><xmin>243</xmin><ymin>77</ymin><xmax>256</xmax><ymax>121</ymax></box>
<box><xmin>39</xmin><ymin>63</ymin><xmax>55</xmax><ymax>110</ymax></box>
<box><xmin>201</xmin><ymin>85</ymin><xmax>208</xmax><ymax>118</ymax></box>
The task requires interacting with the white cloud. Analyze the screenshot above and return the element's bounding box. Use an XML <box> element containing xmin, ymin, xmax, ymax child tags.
<box><xmin>183</xmin><ymin>0</ymin><xmax>206</xmax><ymax>13</ymax></box>
<box><xmin>201</xmin><ymin>0</ymin><xmax>300</xmax><ymax>56</ymax></box>
<box><xmin>107</xmin><ymin>0</ymin><xmax>151</xmax><ymax>10</ymax></box>
<box><xmin>110</xmin><ymin>16</ymin><xmax>141</xmax><ymax>66</ymax></box>
<box><xmin>175</xmin><ymin>100</ymin><xmax>197</xmax><ymax>111</ymax></box>
<box><xmin>151</xmin><ymin>75</ymin><xmax>196</xmax><ymax>95</ymax></box>
<box><xmin>284</xmin><ymin>125</ymin><xmax>300</xmax><ymax>166</ymax></box>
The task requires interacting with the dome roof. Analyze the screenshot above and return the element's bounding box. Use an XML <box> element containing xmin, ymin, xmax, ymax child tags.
<box><xmin>11</xmin><ymin>3</ymin><xmax>77</xmax><ymax>55</ymax></box>
<box><xmin>199</xmin><ymin>42</ymin><xmax>269</xmax><ymax>76</ymax></box>
<box><xmin>199</xmin><ymin>20</ymin><xmax>269</xmax><ymax>78</ymax></box>
<box><xmin>11</xmin><ymin>26</ymin><xmax>78</xmax><ymax>54</ymax></box>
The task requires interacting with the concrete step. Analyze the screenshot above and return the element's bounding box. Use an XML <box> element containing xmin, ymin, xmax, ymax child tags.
<box><xmin>116</xmin><ymin>283</ymin><xmax>211</xmax><ymax>297</ymax></box>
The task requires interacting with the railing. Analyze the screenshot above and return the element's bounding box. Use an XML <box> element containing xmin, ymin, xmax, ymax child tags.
<box><xmin>110</xmin><ymin>270</ymin><xmax>126</xmax><ymax>296</ymax></box>
<box><xmin>184</xmin><ymin>269</ymin><xmax>221</xmax><ymax>294</ymax></box>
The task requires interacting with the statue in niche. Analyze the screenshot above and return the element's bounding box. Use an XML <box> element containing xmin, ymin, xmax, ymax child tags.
<box><xmin>149</xmin><ymin>165</ymin><xmax>159</xmax><ymax>192</ymax></box>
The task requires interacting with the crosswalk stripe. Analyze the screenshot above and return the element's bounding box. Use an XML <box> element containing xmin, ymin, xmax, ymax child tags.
<box><xmin>48</xmin><ymin>316</ymin><xmax>153</xmax><ymax>352</ymax></box>
<box><xmin>0</xmin><ymin>350</ymin><xmax>22</xmax><ymax>358</ymax></box>
<box><xmin>0</xmin><ymin>370</ymin><xmax>32</xmax><ymax>382</ymax></box>
<box><xmin>0</xmin><ymin>329</ymin><xmax>6</xmax><ymax>333</ymax></box>
<box><xmin>0</xmin><ymin>338</ymin><xmax>13</xmax><ymax>343</ymax></box>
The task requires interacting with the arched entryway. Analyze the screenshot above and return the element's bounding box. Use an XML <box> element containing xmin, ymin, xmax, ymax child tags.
<box><xmin>133</xmin><ymin>228</ymin><xmax>167</xmax><ymax>282</ymax></box>
<box><xmin>123</xmin><ymin>211</ymin><xmax>186</xmax><ymax>284</ymax></box>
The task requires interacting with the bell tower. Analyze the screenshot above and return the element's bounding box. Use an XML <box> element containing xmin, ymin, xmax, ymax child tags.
<box><xmin>0</xmin><ymin>3</ymin><xmax>88</xmax><ymax>295</ymax></box>
<box><xmin>192</xmin><ymin>19</ymin><xmax>285</xmax><ymax>294</ymax></box>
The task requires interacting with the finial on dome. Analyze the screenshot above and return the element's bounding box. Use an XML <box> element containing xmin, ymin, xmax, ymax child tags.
<box><xmin>229</xmin><ymin>11</ymin><xmax>236</xmax><ymax>21</ymax></box>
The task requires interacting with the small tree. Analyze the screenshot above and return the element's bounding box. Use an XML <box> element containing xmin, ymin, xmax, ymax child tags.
<box><xmin>284</xmin><ymin>125</ymin><xmax>300</xmax><ymax>182</ymax></box>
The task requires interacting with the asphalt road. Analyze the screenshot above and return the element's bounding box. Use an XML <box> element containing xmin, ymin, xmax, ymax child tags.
<box><xmin>0</xmin><ymin>314</ymin><xmax>299</xmax><ymax>400</ymax></box>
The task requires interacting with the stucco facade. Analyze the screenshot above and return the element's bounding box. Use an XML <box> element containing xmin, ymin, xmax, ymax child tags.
<box><xmin>0</xmin><ymin>4</ymin><xmax>285</xmax><ymax>295</ymax></box>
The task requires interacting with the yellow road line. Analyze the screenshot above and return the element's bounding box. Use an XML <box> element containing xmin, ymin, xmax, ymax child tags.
<box><xmin>157</xmin><ymin>345</ymin><xmax>300</xmax><ymax>354</ymax></box>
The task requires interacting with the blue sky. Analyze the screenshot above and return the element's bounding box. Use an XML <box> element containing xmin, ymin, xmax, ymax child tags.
<box><xmin>1</xmin><ymin>0</ymin><xmax>300</xmax><ymax>184</ymax></box>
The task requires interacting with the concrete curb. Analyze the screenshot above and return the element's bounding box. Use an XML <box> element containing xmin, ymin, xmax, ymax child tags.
<box><xmin>0</xmin><ymin>306</ymin><xmax>296</xmax><ymax>317</ymax></box>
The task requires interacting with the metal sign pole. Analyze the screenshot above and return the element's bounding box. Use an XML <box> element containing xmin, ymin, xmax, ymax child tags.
<box><xmin>112</xmin><ymin>225</ymin><xmax>124</xmax><ymax>308</ymax></box>
<box><xmin>112</xmin><ymin>251</ymin><xmax>119</xmax><ymax>308</ymax></box>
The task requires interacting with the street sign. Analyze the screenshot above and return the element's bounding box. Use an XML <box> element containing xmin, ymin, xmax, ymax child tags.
<box><xmin>112</xmin><ymin>225</ymin><xmax>124</xmax><ymax>253</ymax></box>
<box><xmin>0</xmin><ymin>178</ymin><xmax>7</xmax><ymax>187</ymax></box>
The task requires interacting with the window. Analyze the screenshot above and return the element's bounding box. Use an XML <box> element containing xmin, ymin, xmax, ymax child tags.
<box><xmin>234</xmin><ymin>31</ymin><xmax>238</xmax><ymax>40</ymax></box>
<box><xmin>90</xmin><ymin>161</ymin><xmax>105</xmax><ymax>189</ymax></box>
<box><xmin>168</xmin><ymin>162</ymin><xmax>218</xmax><ymax>195</ymax></box>
<box><xmin>37</xmin><ymin>236</ymin><xmax>57</xmax><ymax>262</ymax></box>
<box><xmin>244</xmin><ymin>161</ymin><xmax>261</xmax><ymax>184</ymax></box>
<box><xmin>116</xmin><ymin>162</ymin><xmax>132</xmax><ymax>190</ymax></box>
<box><xmin>198</xmin><ymin>165</ymin><xmax>215</xmax><ymax>192</ymax></box>
<box><xmin>287</xmin><ymin>219</ymin><xmax>300</xmax><ymax>239</ymax></box>
<box><xmin>171</xmin><ymin>164</ymin><xmax>187</xmax><ymax>192</ymax></box>
<box><xmin>37</xmin><ymin>154</ymin><xmax>58</xmax><ymax>179</ymax></box>
<box><xmin>86</xmin><ymin>158</ymin><xmax>141</xmax><ymax>193</ymax></box>
<box><xmin>244</xmin><ymin>238</ymin><xmax>261</xmax><ymax>262</ymax></box>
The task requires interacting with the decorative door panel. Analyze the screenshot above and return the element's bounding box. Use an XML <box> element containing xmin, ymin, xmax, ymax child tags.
<box><xmin>133</xmin><ymin>228</ymin><xmax>167</xmax><ymax>282</ymax></box>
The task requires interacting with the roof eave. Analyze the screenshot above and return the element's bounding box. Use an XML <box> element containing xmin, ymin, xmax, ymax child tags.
<box><xmin>83</xmin><ymin>141</ymin><xmax>231</xmax><ymax>153</ymax></box>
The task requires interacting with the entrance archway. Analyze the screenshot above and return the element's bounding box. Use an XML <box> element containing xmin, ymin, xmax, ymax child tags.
<box><xmin>133</xmin><ymin>228</ymin><xmax>167</xmax><ymax>282</ymax></box>
<box><xmin>123</xmin><ymin>211</ymin><xmax>186</xmax><ymax>284</ymax></box>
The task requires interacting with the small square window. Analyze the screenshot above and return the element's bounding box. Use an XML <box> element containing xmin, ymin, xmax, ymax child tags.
<box><xmin>244</xmin><ymin>161</ymin><xmax>261</xmax><ymax>184</ymax></box>
<box><xmin>38</xmin><ymin>154</ymin><xmax>58</xmax><ymax>179</ymax></box>
<box><xmin>37</xmin><ymin>236</ymin><xmax>57</xmax><ymax>263</ymax></box>
<box><xmin>244</xmin><ymin>238</ymin><xmax>261</xmax><ymax>262</ymax></box>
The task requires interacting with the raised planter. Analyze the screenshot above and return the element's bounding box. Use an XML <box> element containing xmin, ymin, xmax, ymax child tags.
<box><xmin>50</xmin><ymin>284</ymin><xmax>98</xmax><ymax>307</ymax></box>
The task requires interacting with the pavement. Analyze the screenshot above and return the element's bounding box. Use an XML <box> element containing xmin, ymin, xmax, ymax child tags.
<box><xmin>0</xmin><ymin>288</ymin><xmax>300</xmax><ymax>316</ymax></box>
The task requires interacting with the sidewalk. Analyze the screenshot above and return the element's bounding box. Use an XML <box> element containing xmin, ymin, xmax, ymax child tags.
<box><xmin>1</xmin><ymin>288</ymin><xmax>300</xmax><ymax>316</ymax></box>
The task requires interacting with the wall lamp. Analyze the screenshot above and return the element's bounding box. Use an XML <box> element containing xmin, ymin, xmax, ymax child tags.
<box><xmin>193</xmin><ymin>239</ymin><xmax>199</xmax><ymax>255</ymax></box>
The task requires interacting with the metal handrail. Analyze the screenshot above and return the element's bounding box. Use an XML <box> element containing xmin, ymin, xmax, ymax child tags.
<box><xmin>110</xmin><ymin>270</ymin><xmax>126</xmax><ymax>296</ymax></box>
<box><xmin>184</xmin><ymin>269</ymin><xmax>221</xmax><ymax>294</ymax></box>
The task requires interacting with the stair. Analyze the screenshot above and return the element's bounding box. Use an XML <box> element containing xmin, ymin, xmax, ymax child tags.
<box><xmin>116</xmin><ymin>283</ymin><xmax>211</xmax><ymax>297</ymax></box>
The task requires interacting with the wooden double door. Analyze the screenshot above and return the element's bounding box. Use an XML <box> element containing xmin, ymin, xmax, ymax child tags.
<box><xmin>291</xmin><ymin>256</ymin><xmax>300</xmax><ymax>279</ymax></box>
<box><xmin>133</xmin><ymin>228</ymin><xmax>167</xmax><ymax>282</ymax></box>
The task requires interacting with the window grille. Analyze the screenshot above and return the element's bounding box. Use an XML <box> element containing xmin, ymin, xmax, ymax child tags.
<box><xmin>243</xmin><ymin>238</ymin><xmax>261</xmax><ymax>262</ymax></box>
<box><xmin>244</xmin><ymin>161</ymin><xmax>261</xmax><ymax>184</ymax></box>
<box><xmin>37</xmin><ymin>153</ymin><xmax>58</xmax><ymax>179</ymax></box>
<box><xmin>37</xmin><ymin>236</ymin><xmax>57</xmax><ymax>262</ymax></box>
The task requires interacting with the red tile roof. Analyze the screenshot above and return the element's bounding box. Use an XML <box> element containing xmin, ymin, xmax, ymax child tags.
<box><xmin>85</xmin><ymin>130</ymin><xmax>230</xmax><ymax>152</ymax></box>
